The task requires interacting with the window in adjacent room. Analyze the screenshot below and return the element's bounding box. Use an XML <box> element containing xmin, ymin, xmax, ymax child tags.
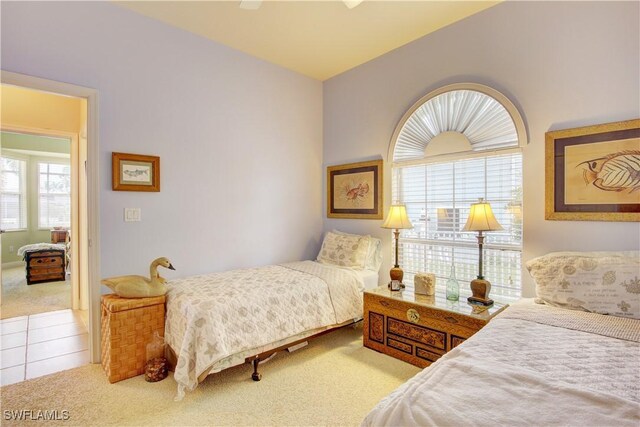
<box><xmin>38</xmin><ymin>161</ymin><xmax>71</xmax><ymax>228</ymax></box>
<box><xmin>0</xmin><ymin>156</ymin><xmax>27</xmax><ymax>230</ymax></box>
<box><xmin>389</xmin><ymin>84</ymin><xmax>527</xmax><ymax>301</ymax></box>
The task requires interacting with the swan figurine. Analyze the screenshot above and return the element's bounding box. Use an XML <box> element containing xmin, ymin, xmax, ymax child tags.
<box><xmin>101</xmin><ymin>257</ymin><xmax>175</xmax><ymax>298</ymax></box>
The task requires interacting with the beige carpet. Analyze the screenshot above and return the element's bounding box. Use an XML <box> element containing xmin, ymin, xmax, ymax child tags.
<box><xmin>0</xmin><ymin>325</ymin><xmax>420</xmax><ymax>426</ymax></box>
<box><xmin>1</xmin><ymin>266</ymin><xmax>71</xmax><ymax>319</ymax></box>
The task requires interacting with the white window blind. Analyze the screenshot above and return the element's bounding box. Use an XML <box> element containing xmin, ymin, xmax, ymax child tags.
<box><xmin>38</xmin><ymin>162</ymin><xmax>71</xmax><ymax>228</ymax></box>
<box><xmin>1</xmin><ymin>157</ymin><xmax>27</xmax><ymax>230</ymax></box>
<box><xmin>392</xmin><ymin>152</ymin><xmax>523</xmax><ymax>301</ymax></box>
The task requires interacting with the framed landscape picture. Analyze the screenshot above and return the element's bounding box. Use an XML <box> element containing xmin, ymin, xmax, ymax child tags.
<box><xmin>545</xmin><ymin>119</ymin><xmax>640</xmax><ymax>221</ymax></box>
<box><xmin>327</xmin><ymin>159</ymin><xmax>383</xmax><ymax>219</ymax></box>
<box><xmin>112</xmin><ymin>152</ymin><xmax>160</xmax><ymax>192</ymax></box>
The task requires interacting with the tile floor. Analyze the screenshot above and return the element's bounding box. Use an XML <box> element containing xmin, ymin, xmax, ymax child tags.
<box><xmin>0</xmin><ymin>309</ymin><xmax>89</xmax><ymax>386</ymax></box>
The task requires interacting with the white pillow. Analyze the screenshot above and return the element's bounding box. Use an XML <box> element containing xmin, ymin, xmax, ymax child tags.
<box><xmin>331</xmin><ymin>230</ymin><xmax>383</xmax><ymax>272</ymax></box>
<box><xmin>316</xmin><ymin>231</ymin><xmax>370</xmax><ymax>269</ymax></box>
<box><xmin>365</xmin><ymin>237</ymin><xmax>383</xmax><ymax>272</ymax></box>
<box><xmin>526</xmin><ymin>251</ymin><xmax>640</xmax><ymax>319</ymax></box>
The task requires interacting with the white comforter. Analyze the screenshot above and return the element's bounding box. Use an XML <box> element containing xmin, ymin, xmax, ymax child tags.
<box><xmin>165</xmin><ymin>261</ymin><xmax>364</xmax><ymax>399</ymax></box>
<box><xmin>363</xmin><ymin>302</ymin><xmax>640</xmax><ymax>426</ymax></box>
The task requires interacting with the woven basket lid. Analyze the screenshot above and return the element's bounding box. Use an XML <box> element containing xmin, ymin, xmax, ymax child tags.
<box><xmin>101</xmin><ymin>294</ymin><xmax>165</xmax><ymax>312</ymax></box>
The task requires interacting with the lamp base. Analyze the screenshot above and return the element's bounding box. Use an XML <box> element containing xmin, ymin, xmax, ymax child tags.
<box><xmin>467</xmin><ymin>278</ymin><xmax>494</xmax><ymax>306</ymax></box>
<box><xmin>390</xmin><ymin>267</ymin><xmax>404</xmax><ymax>283</ymax></box>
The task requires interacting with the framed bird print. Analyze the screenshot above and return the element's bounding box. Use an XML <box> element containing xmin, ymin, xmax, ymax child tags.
<box><xmin>112</xmin><ymin>152</ymin><xmax>160</xmax><ymax>192</ymax></box>
<box><xmin>327</xmin><ymin>159</ymin><xmax>383</xmax><ymax>219</ymax></box>
<box><xmin>545</xmin><ymin>119</ymin><xmax>640</xmax><ymax>221</ymax></box>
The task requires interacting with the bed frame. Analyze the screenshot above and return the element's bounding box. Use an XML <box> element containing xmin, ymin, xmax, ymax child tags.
<box><xmin>246</xmin><ymin>320</ymin><xmax>360</xmax><ymax>381</ymax></box>
<box><xmin>166</xmin><ymin>319</ymin><xmax>361</xmax><ymax>383</ymax></box>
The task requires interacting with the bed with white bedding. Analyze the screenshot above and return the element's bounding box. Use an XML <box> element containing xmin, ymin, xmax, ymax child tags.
<box><xmin>165</xmin><ymin>231</ymin><xmax>381</xmax><ymax>399</ymax></box>
<box><xmin>363</xmin><ymin>251</ymin><xmax>640</xmax><ymax>426</ymax></box>
<box><xmin>363</xmin><ymin>300</ymin><xmax>640</xmax><ymax>426</ymax></box>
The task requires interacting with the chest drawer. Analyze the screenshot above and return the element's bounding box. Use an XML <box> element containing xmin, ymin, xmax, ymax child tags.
<box><xmin>387</xmin><ymin>317</ymin><xmax>446</xmax><ymax>350</ymax></box>
<box><xmin>28</xmin><ymin>256</ymin><xmax>64</xmax><ymax>267</ymax></box>
<box><xmin>30</xmin><ymin>266</ymin><xmax>64</xmax><ymax>275</ymax></box>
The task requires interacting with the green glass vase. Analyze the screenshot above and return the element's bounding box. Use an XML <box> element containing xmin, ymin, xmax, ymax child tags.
<box><xmin>446</xmin><ymin>264</ymin><xmax>460</xmax><ymax>301</ymax></box>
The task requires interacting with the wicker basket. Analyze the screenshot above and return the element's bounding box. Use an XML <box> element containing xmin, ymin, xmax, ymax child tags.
<box><xmin>101</xmin><ymin>294</ymin><xmax>166</xmax><ymax>383</ymax></box>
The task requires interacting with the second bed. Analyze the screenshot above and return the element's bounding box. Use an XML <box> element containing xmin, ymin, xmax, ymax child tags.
<box><xmin>165</xmin><ymin>231</ymin><xmax>381</xmax><ymax>399</ymax></box>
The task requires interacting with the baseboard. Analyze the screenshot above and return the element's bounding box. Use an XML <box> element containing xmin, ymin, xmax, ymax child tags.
<box><xmin>1</xmin><ymin>261</ymin><xmax>24</xmax><ymax>269</ymax></box>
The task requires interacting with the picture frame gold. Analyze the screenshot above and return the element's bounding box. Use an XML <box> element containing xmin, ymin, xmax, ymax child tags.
<box><xmin>545</xmin><ymin>119</ymin><xmax>640</xmax><ymax>221</ymax></box>
<box><xmin>112</xmin><ymin>152</ymin><xmax>160</xmax><ymax>192</ymax></box>
<box><xmin>327</xmin><ymin>159</ymin><xmax>383</xmax><ymax>219</ymax></box>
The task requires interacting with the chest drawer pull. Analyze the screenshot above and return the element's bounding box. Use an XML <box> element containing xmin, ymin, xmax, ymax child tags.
<box><xmin>379</xmin><ymin>300</ymin><xmax>390</xmax><ymax>307</ymax></box>
<box><xmin>407</xmin><ymin>309</ymin><xmax>420</xmax><ymax>323</ymax></box>
<box><xmin>444</xmin><ymin>316</ymin><xmax>458</xmax><ymax>324</ymax></box>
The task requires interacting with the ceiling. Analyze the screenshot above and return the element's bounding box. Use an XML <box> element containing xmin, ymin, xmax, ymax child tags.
<box><xmin>116</xmin><ymin>1</ymin><xmax>499</xmax><ymax>81</ymax></box>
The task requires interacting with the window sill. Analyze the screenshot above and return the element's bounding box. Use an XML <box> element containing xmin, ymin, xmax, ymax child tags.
<box><xmin>2</xmin><ymin>228</ymin><xmax>27</xmax><ymax>233</ymax></box>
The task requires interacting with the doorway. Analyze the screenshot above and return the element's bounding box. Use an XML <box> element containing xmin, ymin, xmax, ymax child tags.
<box><xmin>0</xmin><ymin>72</ymin><xmax>100</xmax><ymax>382</ymax></box>
<box><xmin>1</xmin><ymin>130</ymin><xmax>74</xmax><ymax>319</ymax></box>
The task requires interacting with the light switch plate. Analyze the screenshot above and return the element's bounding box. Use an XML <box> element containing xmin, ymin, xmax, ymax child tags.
<box><xmin>124</xmin><ymin>208</ymin><xmax>141</xmax><ymax>222</ymax></box>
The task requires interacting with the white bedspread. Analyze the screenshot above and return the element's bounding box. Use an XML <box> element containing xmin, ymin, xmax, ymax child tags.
<box><xmin>165</xmin><ymin>261</ymin><xmax>363</xmax><ymax>399</ymax></box>
<box><xmin>363</xmin><ymin>302</ymin><xmax>640</xmax><ymax>426</ymax></box>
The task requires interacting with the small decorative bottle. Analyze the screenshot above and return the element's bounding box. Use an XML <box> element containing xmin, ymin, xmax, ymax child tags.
<box><xmin>446</xmin><ymin>264</ymin><xmax>460</xmax><ymax>301</ymax></box>
<box><xmin>145</xmin><ymin>331</ymin><xmax>168</xmax><ymax>382</ymax></box>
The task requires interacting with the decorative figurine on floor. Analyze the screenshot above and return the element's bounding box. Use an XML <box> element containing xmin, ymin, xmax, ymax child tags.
<box><xmin>101</xmin><ymin>257</ymin><xmax>175</xmax><ymax>298</ymax></box>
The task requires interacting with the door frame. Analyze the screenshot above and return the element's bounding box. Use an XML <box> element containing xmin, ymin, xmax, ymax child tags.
<box><xmin>1</xmin><ymin>70</ymin><xmax>102</xmax><ymax>363</ymax></box>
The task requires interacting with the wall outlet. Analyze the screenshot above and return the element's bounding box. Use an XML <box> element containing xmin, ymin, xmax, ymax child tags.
<box><xmin>9</xmin><ymin>245</ymin><xmax>14</xmax><ymax>253</ymax></box>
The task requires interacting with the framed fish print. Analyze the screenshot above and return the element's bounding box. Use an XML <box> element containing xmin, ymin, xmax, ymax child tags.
<box><xmin>327</xmin><ymin>159</ymin><xmax>383</xmax><ymax>219</ymax></box>
<box><xmin>545</xmin><ymin>119</ymin><xmax>640</xmax><ymax>221</ymax></box>
<box><xmin>112</xmin><ymin>152</ymin><xmax>160</xmax><ymax>192</ymax></box>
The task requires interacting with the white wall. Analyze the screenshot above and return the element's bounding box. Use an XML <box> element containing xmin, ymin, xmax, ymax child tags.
<box><xmin>1</xmin><ymin>2</ymin><xmax>323</xmax><ymax>279</ymax></box>
<box><xmin>323</xmin><ymin>1</ymin><xmax>640</xmax><ymax>296</ymax></box>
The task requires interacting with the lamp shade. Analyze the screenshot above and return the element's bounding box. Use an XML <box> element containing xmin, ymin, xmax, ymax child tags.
<box><xmin>462</xmin><ymin>198</ymin><xmax>503</xmax><ymax>232</ymax></box>
<box><xmin>437</xmin><ymin>208</ymin><xmax>449</xmax><ymax>220</ymax></box>
<box><xmin>381</xmin><ymin>204</ymin><xmax>413</xmax><ymax>230</ymax></box>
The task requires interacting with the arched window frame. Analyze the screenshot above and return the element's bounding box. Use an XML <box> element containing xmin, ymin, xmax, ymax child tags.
<box><xmin>389</xmin><ymin>83</ymin><xmax>527</xmax><ymax>166</ymax></box>
<box><xmin>388</xmin><ymin>83</ymin><xmax>528</xmax><ymax>301</ymax></box>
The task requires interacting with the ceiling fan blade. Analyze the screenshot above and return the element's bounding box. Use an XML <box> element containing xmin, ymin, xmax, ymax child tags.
<box><xmin>343</xmin><ymin>0</ymin><xmax>364</xmax><ymax>9</ymax></box>
<box><xmin>239</xmin><ymin>0</ymin><xmax>363</xmax><ymax>11</ymax></box>
<box><xmin>239</xmin><ymin>0</ymin><xmax>262</xmax><ymax>10</ymax></box>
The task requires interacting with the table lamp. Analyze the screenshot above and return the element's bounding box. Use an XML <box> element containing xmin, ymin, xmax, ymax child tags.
<box><xmin>462</xmin><ymin>198</ymin><xmax>503</xmax><ymax>306</ymax></box>
<box><xmin>381</xmin><ymin>204</ymin><xmax>413</xmax><ymax>284</ymax></box>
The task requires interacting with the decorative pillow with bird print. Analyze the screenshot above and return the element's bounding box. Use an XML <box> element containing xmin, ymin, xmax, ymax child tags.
<box><xmin>316</xmin><ymin>231</ymin><xmax>371</xmax><ymax>269</ymax></box>
<box><xmin>526</xmin><ymin>251</ymin><xmax>640</xmax><ymax>319</ymax></box>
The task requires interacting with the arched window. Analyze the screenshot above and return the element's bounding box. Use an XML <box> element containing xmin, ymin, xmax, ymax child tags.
<box><xmin>389</xmin><ymin>83</ymin><xmax>527</xmax><ymax>301</ymax></box>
